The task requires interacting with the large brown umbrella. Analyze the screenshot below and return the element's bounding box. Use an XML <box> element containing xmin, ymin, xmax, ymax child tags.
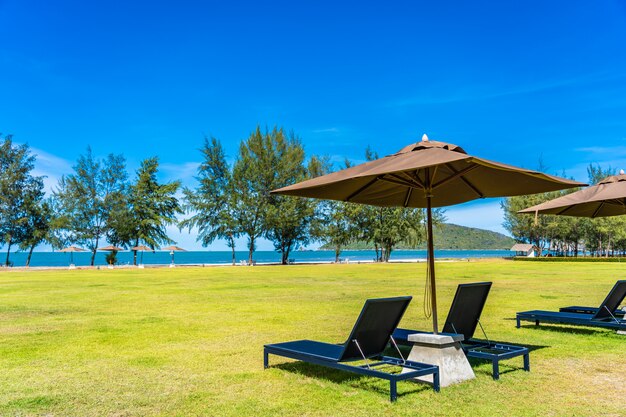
<box><xmin>519</xmin><ymin>172</ymin><xmax>626</xmax><ymax>218</ymax></box>
<box><xmin>59</xmin><ymin>246</ymin><xmax>86</xmax><ymax>265</ymax></box>
<box><xmin>272</xmin><ymin>134</ymin><xmax>584</xmax><ymax>333</ymax></box>
<box><xmin>161</xmin><ymin>245</ymin><xmax>187</xmax><ymax>265</ymax></box>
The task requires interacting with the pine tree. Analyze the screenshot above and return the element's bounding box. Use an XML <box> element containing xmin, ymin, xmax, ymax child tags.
<box><xmin>0</xmin><ymin>135</ymin><xmax>46</xmax><ymax>266</ymax></box>
<box><xmin>52</xmin><ymin>148</ymin><xmax>128</xmax><ymax>265</ymax></box>
<box><xmin>181</xmin><ymin>138</ymin><xmax>239</xmax><ymax>264</ymax></box>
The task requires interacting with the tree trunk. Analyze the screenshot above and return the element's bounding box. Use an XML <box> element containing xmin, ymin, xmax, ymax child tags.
<box><xmin>281</xmin><ymin>238</ymin><xmax>291</xmax><ymax>265</ymax></box>
<box><xmin>91</xmin><ymin>237</ymin><xmax>99</xmax><ymax>266</ymax></box>
<box><xmin>248</xmin><ymin>236</ymin><xmax>255</xmax><ymax>265</ymax></box>
<box><xmin>4</xmin><ymin>236</ymin><xmax>12</xmax><ymax>266</ymax></box>
<box><xmin>26</xmin><ymin>244</ymin><xmax>35</xmax><ymax>267</ymax></box>
<box><xmin>229</xmin><ymin>236</ymin><xmax>236</xmax><ymax>266</ymax></box>
<box><xmin>335</xmin><ymin>246</ymin><xmax>340</xmax><ymax>263</ymax></box>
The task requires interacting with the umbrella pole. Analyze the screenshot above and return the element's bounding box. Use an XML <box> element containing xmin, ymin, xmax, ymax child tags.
<box><xmin>426</xmin><ymin>196</ymin><xmax>439</xmax><ymax>334</ymax></box>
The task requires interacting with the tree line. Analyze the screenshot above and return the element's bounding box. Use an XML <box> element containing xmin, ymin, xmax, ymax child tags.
<box><xmin>502</xmin><ymin>165</ymin><xmax>625</xmax><ymax>257</ymax></box>
<box><xmin>0</xmin><ymin>127</ymin><xmax>438</xmax><ymax>267</ymax></box>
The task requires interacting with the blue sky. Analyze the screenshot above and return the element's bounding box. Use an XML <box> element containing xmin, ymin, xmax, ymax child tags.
<box><xmin>1</xmin><ymin>1</ymin><xmax>626</xmax><ymax>250</ymax></box>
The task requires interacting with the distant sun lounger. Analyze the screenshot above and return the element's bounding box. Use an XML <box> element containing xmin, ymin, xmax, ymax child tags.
<box><xmin>393</xmin><ymin>282</ymin><xmax>530</xmax><ymax>380</ymax></box>
<box><xmin>264</xmin><ymin>296</ymin><xmax>440</xmax><ymax>401</ymax></box>
<box><xmin>516</xmin><ymin>280</ymin><xmax>626</xmax><ymax>333</ymax></box>
<box><xmin>558</xmin><ymin>281</ymin><xmax>626</xmax><ymax>317</ymax></box>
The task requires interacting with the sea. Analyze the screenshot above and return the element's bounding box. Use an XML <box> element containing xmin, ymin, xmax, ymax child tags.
<box><xmin>1</xmin><ymin>249</ymin><xmax>512</xmax><ymax>268</ymax></box>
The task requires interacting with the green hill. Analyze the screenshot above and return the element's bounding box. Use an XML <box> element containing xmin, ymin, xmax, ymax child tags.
<box><xmin>319</xmin><ymin>223</ymin><xmax>514</xmax><ymax>250</ymax></box>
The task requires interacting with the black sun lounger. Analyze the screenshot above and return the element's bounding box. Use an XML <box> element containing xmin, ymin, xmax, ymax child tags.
<box><xmin>558</xmin><ymin>280</ymin><xmax>626</xmax><ymax>317</ymax></box>
<box><xmin>264</xmin><ymin>296</ymin><xmax>440</xmax><ymax>401</ymax></box>
<box><xmin>393</xmin><ymin>282</ymin><xmax>530</xmax><ymax>380</ymax></box>
<box><xmin>516</xmin><ymin>280</ymin><xmax>626</xmax><ymax>333</ymax></box>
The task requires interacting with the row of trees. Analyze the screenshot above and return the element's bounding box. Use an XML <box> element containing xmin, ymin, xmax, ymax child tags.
<box><xmin>0</xmin><ymin>127</ymin><xmax>438</xmax><ymax>267</ymax></box>
<box><xmin>502</xmin><ymin>165</ymin><xmax>625</xmax><ymax>257</ymax></box>
<box><xmin>181</xmin><ymin>127</ymin><xmax>439</xmax><ymax>264</ymax></box>
<box><xmin>0</xmin><ymin>134</ymin><xmax>182</xmax><ymax>266</ymax></box>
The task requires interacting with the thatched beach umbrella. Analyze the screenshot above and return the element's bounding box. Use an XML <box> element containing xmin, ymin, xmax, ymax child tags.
<box><xmin>161</xmin><ymin>245</ymin><xmax>187</xmax><ymax>266</ymax></box>
<box><xmin>131</xmin><ymin>245</ymin><xmax>153</xmax><ymax>265</ymax></box>
<box><xmin>59</xmin><ymin>246</ymin><xmax>86</xmax><ymax>266</ymax></box>
<box><xmin>98</xmin><ymin>245</ymin><xmax>124</xmax><ymax>266</ymax></box>
<box><xmin>519</xmin><ymin>171</ymin><xmax>626</xmax><ymax>218</ymax></box>
<box><xmin>98</xmin><ymin>245</ymin><xmax>124</xmax><ymax>252</ymax></box>
<box><xmin>272</xmin><ymin>134</ymin><xmax>583</xmax><ymax>333</ymax></box>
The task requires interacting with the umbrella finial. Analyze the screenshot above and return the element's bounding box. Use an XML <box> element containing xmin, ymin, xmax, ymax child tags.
<box><xmin>422</xmin><ymin>134</ymin><xmax>429</xmax><ymax>142</ymax></box>
<box><xmin>620</xmin><ymin>169</ymin><xmax>624</xmax><ymax>175</ymax></box>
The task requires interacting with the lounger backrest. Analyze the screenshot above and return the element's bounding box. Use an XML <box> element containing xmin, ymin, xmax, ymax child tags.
<box><xmin>339</xmin><ymin>296</ymin><xmax>412</xmax><ymax>362</ymax></box>
<box><xmin>592</xmin><ymin>280</ymin><xmax>626</xmax><ymax>321</ymax></box>
<box><xmin>442</xmin><ymin>282</ymin><xmax>492</xmax><ymax>340</ymax></box>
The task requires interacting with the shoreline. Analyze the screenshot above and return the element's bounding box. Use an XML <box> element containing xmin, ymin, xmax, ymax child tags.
<box><xmin>0</xmin><ymin>257</ymin><xmax>508</xmax><ymax>272</ymax></box>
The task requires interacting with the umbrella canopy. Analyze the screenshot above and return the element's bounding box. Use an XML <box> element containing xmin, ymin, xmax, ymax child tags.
<box><xmin>59</xmin><ymin>246</ymin><xmax>86</xmax><ymax>265</ymax></box>
<box><xmin>272</xmin><ymin>134</ymin><xmax>584</xmax><ymax>333</ymax></box>
<box><xmin>161</xmin><ymin>246</ymin><xmax>187</xmax><ymax>252</ymax></box>
<box><xmin>98</xmin><ymin>245</ymin><xmax>124</xmax><ymax>251</ymax></box>
<box><xmin>131</xmin><ymin>245</ymin><xmax>153</xmax><ymax>265</ymax></box>
<box><xmin>131</xmin><ymin>245</ymin><xmax>153</xmax><ymax>251</ymax></box>
<box><xmin>59</xmin><ymin>246</ymin><xmax>86</xmax><ymax>253</ymax></box>
<box><xmin>162</xmin><ymin>246</ymin><xmax>186</xmax><ymax>265</ymax></box>
<box><xmin>519</xmin><ymin>172</ymin><xmax>626</xmax><ymax>218</ymax></box>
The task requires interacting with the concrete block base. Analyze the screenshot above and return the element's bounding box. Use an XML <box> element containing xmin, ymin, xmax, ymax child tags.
<box><xmin>403</xmin><ymin>333</ymin><xmax>475</xmax><ymax>387</ymax></box>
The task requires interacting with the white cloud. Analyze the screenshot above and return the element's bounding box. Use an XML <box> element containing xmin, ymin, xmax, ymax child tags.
<box><xmin>388</xmin><ymin>71</ymin><xmax>626</xmax><ymax>108</ymax></box>
<box><xmin>312</xmin><ymin>127</ymin><xmax>340</xmax><ymax>134</ymax></box>
<box><xmin>30</xmin><ymin>147</ymin><xmax>74</xmax><ymax>193</ymax></box>
<box><xmin>159</xmin><ymin>161</ymin><xmax>200</xmax><ymax>186</ymax></box>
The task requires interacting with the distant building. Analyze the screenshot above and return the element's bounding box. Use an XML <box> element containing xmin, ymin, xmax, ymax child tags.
<box><xmin>511</xmin><ymin>243</ymin><xmax>538</xmax><ymax>257</ymax></box>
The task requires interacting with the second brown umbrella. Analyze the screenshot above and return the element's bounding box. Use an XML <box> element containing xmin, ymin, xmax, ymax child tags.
<box><xmin>272</xmin><ymin>134</ymin><xmax>584</xmax><ymax>333</ymax></box>
<box><xmin>519</xmin><ymin>171</ymin><xmax>626</xmax><ymax>218</ymax></box>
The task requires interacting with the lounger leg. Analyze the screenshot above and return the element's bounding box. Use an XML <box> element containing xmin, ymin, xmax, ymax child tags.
<box><xmin>516</xmin><ymin>317</ymin><xmax>520</xmax><ymax>328</ymax></box>
<box><xmin>390</xmin><ymin>380</ymin><xmax>397</xmax><ymax>402</ymax></box>
<box><xmin>264</xmin><ymin>350</ymin><xmax>269</xmax><ymax>369</ymax></box>
<box><xmin>492</xmin><ymin>359</ymin><xmax>500</xmax><ymax>380</ymax></box>
<box><xmin>535</xmin><ymin>320</ymin><xmax>539</xmax><ymax>326</ymax></box>
<box><xmin>523</xmin><ymin>353</ymin><xmax>530</xmax><ymax>372</ymax></box>
<box><xmin>433</xmin><ymin>370</ymin><xmax>440</xmax><ymax>392</ymax></box>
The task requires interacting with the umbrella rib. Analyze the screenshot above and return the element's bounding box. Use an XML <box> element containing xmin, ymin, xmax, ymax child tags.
<box><xmin>431</xmin><ymin>164</ymin><xmax>480</xmax><ymax>190</ymax></box>
<box><xmin>404</xmin><ymin>171</ymin><xmax>426</xmax><ymax>189</ymax></box>
<box><xmin>442</xmin><ymin>164</ymin><xmax>484</xmax><ymax>197</ymax></box>
<box><xmin>403</xmin><ymin>187</ymin><xmax>413</xmax><ymax>207</ymax></box>
<box><xmin>346</xmin><ymin>177</ymin><xmax>380</xmax><ymax>202</ymax></box>
<box><xmin>396</xmin><ymin>171</ymin><xmax>425</xmax><ymax>189</ymax></box>
<box><xmin>386</xmin><ymin>173</ymin><xmax>423</xmax><ymax>189</ymax></box>
<box><xmin>556</xmin><ymin>205</ymin><xmax>574</xmax><ymax>215</ymax></box>
<box><xmin>461</xmin><ymin>177</ymin><xmax>484</xmax><ymax>198</ymax></box>
<box><xmin>591</xmin><ymin>202</ymin><xmax>604</xmax><ymax>218</ymax></box>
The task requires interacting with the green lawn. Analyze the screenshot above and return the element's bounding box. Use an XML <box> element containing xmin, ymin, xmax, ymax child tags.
<box><xmin>1</xmin><ymin>261</ymin><xmax>625</xmax><ymax>416</ymax></box>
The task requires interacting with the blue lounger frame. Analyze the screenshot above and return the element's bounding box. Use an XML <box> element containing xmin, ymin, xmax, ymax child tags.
<box><xmin>264</xmin><ymin>296</ymin><xmax>440</xmax><ymax>402</ymax></box>
<box><xmin>559</xmin><ymin>306</ymin><xmax>625</xmax><ymax>317</ymax></box>
<box><xmin>516</xmin><ymin>280</ymin><xmax>626</xmax><ymax>332</ymax></box>
<box><xmin>393</xmin><ymin>282</ymin><xmax>530</xmax><ymax>380</ymax></box>
<box><xmin>558</xmin><ymin>282</ymin><xmax>626</xmax><ymax>317</ymax></box>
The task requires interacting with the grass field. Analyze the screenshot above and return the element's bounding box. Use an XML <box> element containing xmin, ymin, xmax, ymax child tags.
<box><xmin>1</xmin><ymin>260</ymin><xmax>625</xmax><ymax>416</ymax></box>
